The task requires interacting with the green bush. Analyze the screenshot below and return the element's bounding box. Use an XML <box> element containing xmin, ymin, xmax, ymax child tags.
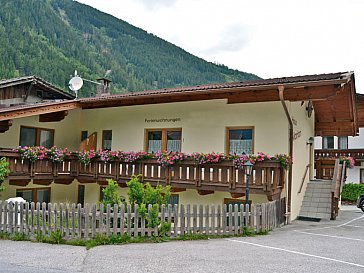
<box><xmin>102</xmin><ymin>179</ymin><xmax>125</xmax><ymax>208</ymax></box>
<box><xmin>127</xmin><ymin>175</ymin><xmax>171</xmax><ymax>230</ymax></box>
<box><xmin>341</xmin><ymin>183</ymin><xmax>364</xmax><ymax>202</ymax></box>
<box><xmin>0</xmin><ymin>157</ymin><xmax>10</xmax><ymax>192</ymax></box>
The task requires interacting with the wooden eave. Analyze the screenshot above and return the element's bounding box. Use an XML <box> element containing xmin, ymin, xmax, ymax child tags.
<box><xmin>79</xmin><ymin>78</ymin><xmax>348</xmax><ymax>109</ymax></box>
<box><xmin>0</xmin><ymin>101</ymin><xmax>80</xmax><ymax>122</ymax></box>
<box><xmin>0</xmin><ymin>76</ymin><xmax>74</xmax><ymax>100</ymax></box>
<box><xmin>0</xmin><ymin>73</ymin><xmax>358</xmax><ymax>137</ymax></box>
<box><xmin>314</xmin><ymin>74</ymin><xmax>358</xmax><ymax>136</ymax></box>
<box><xmin>356</xmin><ymin>94</ymin><xmax>364</xmax><ymax>127</ymax></box>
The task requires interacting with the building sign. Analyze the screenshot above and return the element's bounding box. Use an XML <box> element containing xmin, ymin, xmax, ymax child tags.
<box><xmin>145</xmin><ymin>118</ymin><xmax>181</xmax><ymax>123</ymax></box>
<box><xmin>293</xmin><ymin>130</ymin><xmax>302</xmax><ymax>140</ymax></box>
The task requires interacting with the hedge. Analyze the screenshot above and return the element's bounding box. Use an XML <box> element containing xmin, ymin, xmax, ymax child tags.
<box><xmin>341</xmin><ymin>183</ymin><xmax>364</xmax><ymax>202</ymax></box>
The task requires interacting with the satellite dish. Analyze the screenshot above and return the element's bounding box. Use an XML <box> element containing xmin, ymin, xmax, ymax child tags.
<box><xmin>69</xmin><ymin>71</ymin><xmax>83</xmax><ymax>98</ymax></box>
<box><xmin>69</xmin><ymin>76</ymin><xmax>83</xmax><ymax>92</ymax></box>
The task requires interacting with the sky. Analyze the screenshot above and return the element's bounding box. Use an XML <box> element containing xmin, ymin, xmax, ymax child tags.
<box><xmin>77</xmin><ymin>0</ymin><xmax>364</xmax><ymax>92</ymax></box>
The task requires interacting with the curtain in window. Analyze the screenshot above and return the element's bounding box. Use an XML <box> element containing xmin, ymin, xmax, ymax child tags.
<box><xmin>338</xmin><ymin>137</ymin><xmax>348</xmax><ymax>149</ymax></box>
<box><xmin>229</xmin><ymin>140</ymin><xmax>252</xmax><ymax>154</ymax></box>
<box><xmin>40</xmin><ymin>130</ymin><xmax>53</xmax><ymax>148</ymax></box>
<box><xmin>323</xmin><ymin>137</ymin><xmax>334</xmax><ymax>149</ymax></box>
<box><xmin>148</xmin><ymin>140</ymin><xmax>162</xmax><ymax>153</ymax></box>
<box><xmin>167</xmin><ymin>140</ymin><xmax>181</xmax><ymax>152</ymax></box>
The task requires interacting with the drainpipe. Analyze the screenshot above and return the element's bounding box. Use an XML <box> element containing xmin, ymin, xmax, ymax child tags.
<box><xmin>278</xmin><ymin>86</ymin><xmax>293</xmax><ymax>223</ymax></box>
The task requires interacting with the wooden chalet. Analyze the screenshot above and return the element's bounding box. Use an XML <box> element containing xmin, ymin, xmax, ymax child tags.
<box><xmin>0</xmin><ymin>72</ymin><xmax>359</xmax><ymax>220</ymax></box>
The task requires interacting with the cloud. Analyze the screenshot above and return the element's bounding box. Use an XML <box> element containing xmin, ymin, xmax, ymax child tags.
<box><xmin>135</xmin><ymin>0</ymin><xmax>179</xmax><ymax>9</ymax></box>
<box><xmin>201</xmin><ymin>24</ymin><xmax>250</xmax><ymax>55</ymax></box>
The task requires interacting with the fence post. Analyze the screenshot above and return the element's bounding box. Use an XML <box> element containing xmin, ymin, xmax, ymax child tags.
<box><xmin>167</xmin><ymin>204</ymin><xmax>172</xmax><ymax>237</ymax></box>
<box><xmin>65</xmin><ymin>203</ymin><xmax>70</xmax><ymax>239</ymax></box>
<box><xmin>91</xmin><ymin>203</ymin><xmax>96</xmax><ymax>238</ymax></box>
<box><xmin>42</xmin><ymin>203</ymin><xmax>46</xmax><ymax>236</ymax></box>
<box><xmin>211</xmin><ymin>205</ymin><xmax>215</xmax><ymax>236</ymax></box>
<box><xmin>48</xmin><ymin>203</ymin><xmax>52</xmax><ymax>236</ymax></box>
<box><xmin>106</xmin><ymin>204</ymin><xmax>111</xmax><ymax>237</ymax></box>
<box><xmin>127</xmin><ymin>204</ymin><xmax>131</xmax><ymax>237</ymax></box>
<box><xmin>113</xmin><ymin>204</ymin><xmax>118</xmax><ymax>236</ymax></box>
<box><xmin>180</xmin><ymin>204</ymin><xmax>185</xmax><ymax>236</ymax></box>
<box><xmin>192</xmin><ymin>204</ymin><xmax>197</xmax><ymax>234</ymax></box>
<box><xmin>14</xmin><ymin>202</ymin><xmax>19</xmax><ymax>232</ymax></box>
<box><xmin>160</xmin><ymin>204</ymin><xmax>166</xmax><ymax>236</ymax></box>
<box><xmin>134</xmin><ymin>204</ymin><xmax>139</xmax><ymax>238</ymax></box>
<box><xmin>222</xmin><ymin>204</ymin><xmax>227</xmax><ymax>235</ymax></box>
<box><xmin>60</xmin><ymin>203</ymin><xmax>64</xmax><ymax>236</ymax></box>
<box><xmin>85</xmin><ymin>203</ymin><xmax>90</xmax><ymax>240</ymax></box>
<box><xmin>71</xmin><ymin>203</ymin><xmax>76</xmax><ymax>238</ymax></box>
<box><xmin>234</xmin><ymin>204</ymin><xmax>238</xmax><ymax>235</ymax></box>
<box><xmin>30</xmin><ymin>202</ymin><xmax>35</xmax><ymax>235</ymax></box>
<box><xmin>19</xmin><ymin>202</ymin><xmax>24</xmax><ymax>234</ymax></box>
<box><xmin>186</xmin><ymin>204</ymin><xmax>191</xmax><ymax>234</ymax></box>
<box><xmin>8</xmin><ymin>202</ymin><xmax>14</xmax><ymax>234</ymax></box>
<box><xmin>99</xmin><ymin>204</ymin><xmax>104</xmax><ymax>236</ymax></box>
<box><xmin>228</xmin><ymin>204</ymin><xmax>233</xmax><ymax>234</ymax></box>
<box><xmin>120</xmin><ymin>204</ymin><xmax>125</xmax><ymax>236</ymax></box>
<box><xmin>54</xmin><ymin>203</ymin><xmax>58</xmax><ymax>232</ymax></box>
<box><xmin>77</xmin><ymin>204</ymin><xmax>82</xmax><ymax>238</ymax></box>
<box><xmin>174</xmin><ymin>204</ymin><xmax>179</xmax><ymax>237</ymax></box>
<box><xmin>205</xmin><ymin>205</ymin><xmax>210</xmax><ymax>235</ymax></box>
<box><xmin>199</xmin><ymin>205</ymin><xmax>203</xmax><ymax>234</ymax></box>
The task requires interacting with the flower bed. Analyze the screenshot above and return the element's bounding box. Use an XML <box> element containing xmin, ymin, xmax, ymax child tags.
<box><xmin>14</xmin><ymin>146</ymin><xmax>292</xmax><ymax>169</ymax></box>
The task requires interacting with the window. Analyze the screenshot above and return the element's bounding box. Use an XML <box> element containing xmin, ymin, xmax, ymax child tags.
<box><xmin>226</xmin><ymin>127</ymin><xmax>254</xmax><ymax>155</ymax></box>
<box><xmin>102</xmin><ymin>130</ymin><xmax>112</xmax><ymax>150</ymax></box>
<box><xmin>78</xmin><ymin>185</ymin><xmax>85</xmax><ymax>205</ymax></box>
<box><xmin>322</xmin><ymin>136</ymin><xmax>334</xmax><ymax>149</ymax></box>
<box><xmin>360</xmin><ymin>170</ymin><xmax>364</xmax><ymax>184</ymax></box>
<box><xmin>16</xmin><ymin>188</ymin><xmax>50</xmax><ymax>203</ymax></box>
<box><xmin>168</xmin><ymin>194</ymin><xmax>179</xmax><ymax>206</ymax></box>
<box><xmin>338</xmin><ymin>136</ymin><xmax>348</xmax><ymax>150</ymax></box>
<box><xmin>20</xmin><ymin>126</ymin><xmax>54</xmax><ymax>148</ymax></box>
<box><xmin>81</xmin><ymin>131</ymin><xmax>88</xmax><ymax>142</ymax></box>
<box><xmin>145</xmin><ymin>128</ymin><xmax>182</xmax><ymax>153</ymax></box>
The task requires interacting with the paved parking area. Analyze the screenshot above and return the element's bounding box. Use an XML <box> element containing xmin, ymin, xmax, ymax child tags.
<box><xmin>0</xmin><ymin>207</ymin><xmax>363</xmax><ymax>273</ymax></box>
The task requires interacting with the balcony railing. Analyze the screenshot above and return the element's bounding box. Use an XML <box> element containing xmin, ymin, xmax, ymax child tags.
<box><xmin>315</xmin><ymin>149</ymin><xmax>364</xmax><ymax>162</ymax></box>
<box><xmin>0</xmin><ymin>149</ymin><xmax>286</xmax><ymax>201</ymax></box>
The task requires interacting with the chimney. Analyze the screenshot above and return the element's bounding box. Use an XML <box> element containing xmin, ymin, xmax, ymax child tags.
<box><xmin>96</xmin><ymin>78</ymin><xmax>111</xmax><ymax>97</ymax></box>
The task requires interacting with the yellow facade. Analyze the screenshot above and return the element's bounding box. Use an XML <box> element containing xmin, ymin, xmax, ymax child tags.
<box><xmin>0</xmin><ymin>99</ymin><xmax>314</xmax><ymax>220</ymax></box>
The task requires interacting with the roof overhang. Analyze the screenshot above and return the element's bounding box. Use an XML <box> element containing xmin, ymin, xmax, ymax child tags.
<box><xmin>0</xmin><ymin>72</ymin><xmax>358</xmax><ymax>136</ymax></box>
<box><xmin>0</xmin><ymin>76</ymin><xmax>75</xmax><ymax>100</ymax></box>
<box><xmin>0</xmin><ymin>101</ymin><xmax>80</xmax><ymax>122</ymax></box>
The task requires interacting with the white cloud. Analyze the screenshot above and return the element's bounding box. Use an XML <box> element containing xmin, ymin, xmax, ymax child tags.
<box><xmin>77</xmin><ymin>0</ymin><xmax>364</xmax><ymax>91</ymax></box>
<box><xmin>199</xmin><ymin>24</ymin><xmax>250</xmax><ymax>55</ymax></box>
<box><xmin>134</xmin><ymin>0</ymin><xmax>179</xmax><ymax>9</ymax></box>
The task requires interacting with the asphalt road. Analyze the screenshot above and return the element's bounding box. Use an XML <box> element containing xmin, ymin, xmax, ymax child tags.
<box><xmin>0</xmin><ymin>207</ymin><xmax>363</xmax><ymax>273</ymax></box>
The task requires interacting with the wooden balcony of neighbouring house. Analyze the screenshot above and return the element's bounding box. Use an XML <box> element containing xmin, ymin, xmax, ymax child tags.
<box><xmin>314</xmin><ymin>149</ymin><xmax>360</xmax><ymax>179</ymax></box>
<box><xmin>0</xmin><ymin>149</ymin><xmax>286</xmax><ymax>201</ymax></box>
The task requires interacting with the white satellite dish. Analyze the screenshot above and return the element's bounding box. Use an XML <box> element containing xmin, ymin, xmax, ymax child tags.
<box><xmin>69</xmin><ymin>71</ymin><xmax>83</xmax><ymax>98</ymax></box>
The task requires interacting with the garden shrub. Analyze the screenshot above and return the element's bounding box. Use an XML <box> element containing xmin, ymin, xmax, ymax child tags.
<box><xmin>341</xmin><ymin>183</ymin><xmax>364</xmax><ymax>202</ymax></box>
<box><xmin>101</xmin><ymin>179</ymin><xmax>125</xmax><ymax>208</ymax></box>
<box><xmin>0</xmin><ymin>157</ymin><xmax>10</xmax><ymax>192</ymax></box>
<box><xmin>127</xmin><ymin>175</ymin><xmax>171</xmax><ymax>231</ymax></box>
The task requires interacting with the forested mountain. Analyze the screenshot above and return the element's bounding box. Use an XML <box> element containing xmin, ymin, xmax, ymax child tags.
<box><xmin>0</xmin><ymin>0</ymin><xmax>259</xmax><ymax>97</ymax></box>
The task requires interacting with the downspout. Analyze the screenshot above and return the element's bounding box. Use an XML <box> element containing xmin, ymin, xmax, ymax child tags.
<box><xmin>278</xmin><ymin>86</ymin><xmax>293</xmax><ymax>223</ymax></box>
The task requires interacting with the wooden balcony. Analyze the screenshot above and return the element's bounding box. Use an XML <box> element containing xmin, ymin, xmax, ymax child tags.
<box><xmin>315</xmin><ymin>149</ymin><xmax>364</xmax><ymax>162</ymax></box>
<box><xmin>0</xmin><ymin>149</ymin><xmax>286</xmax><ymax>201</ymax></box>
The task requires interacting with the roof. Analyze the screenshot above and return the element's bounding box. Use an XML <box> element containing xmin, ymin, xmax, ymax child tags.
<box><xmin>0</xmin><ymin>72</ymin><xmax>359</xmax><ymax>136</ymax></box>
<box><xmin>0</xmin><ymin>76</ymin><xmax>75</xmax><ymax>100</ymax></box>
<box><xmin>80</xmin><ymin>72</ymin><xmax>348</xmax><ymax>104</ymax></box>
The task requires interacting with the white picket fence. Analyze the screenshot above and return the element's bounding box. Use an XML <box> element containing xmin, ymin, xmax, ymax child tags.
<box><xmin>0</xmin><ymin>198</ymin><xmax>286</xmax><ymax>240</ymax></box>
